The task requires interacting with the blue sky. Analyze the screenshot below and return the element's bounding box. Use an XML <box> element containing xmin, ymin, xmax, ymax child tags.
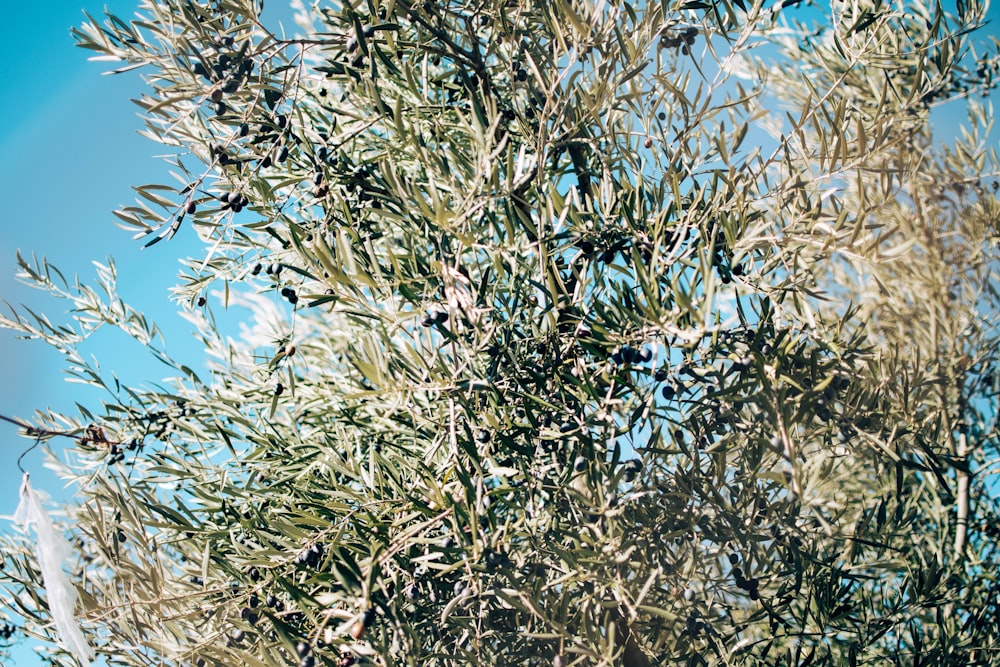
<box><xmin>0</xmin><ymin>2</ymin><xmax>296</xmax><ymax>664</ymax></box>
<box><xmin>0</xmin><ymin>1</ymin><xmax>997</xmax><ymax>665</ymax></box>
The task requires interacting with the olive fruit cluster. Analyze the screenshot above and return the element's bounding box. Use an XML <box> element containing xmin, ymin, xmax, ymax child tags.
<box><xmin>106</xmin><ymin>442</ymin><xmax>128</xmax><ymax>465</ymax></box>
<box><xmin>296</xmin><ymin>641</ymin><xmax>316</xmax><ymax>667</ymax></box>
<box><xmin>193</xmin><ymin>40</ymin><xmax>255</xmax><ymax>115</ymax></box>
<box><xmin>421</xmin><ymin>308</ymin><xmax>449</xmax><ymax>327</ymax></box>
<box><xmin>483</xmin><ymin>548</ymin><xmax>511</xmax><ymax>569</ymax></box>
<box><xmin>660</xmin><ymin>26</ymin><xmax>698</xmax><ymax>54</ymax></box>
<box><xmin>264</xmin><ymin>593</ymin><xmax>285</xmax><ymax>611</ymax></box>
<box><xmin>621</xmin><ymin>458</ymin><xmax>642</xmax><ymax>482</ymax></box>
<box><xmin>684</xmin><ymin>610</ymin><xmax>712</xmax><ymax>637</ymax></box>
<box><xmin>296</xmin><ymin>543</ymin><xmax>325</xmax><ymax>568</ymax></box>
<box><xmin>238</xmin><ymin>602</ymin><xmax>259</xmax><ymax>626</ymax></box>
<box><xmin>574</xmin><ymin>231</ymin><xmax>664</xmax><ymax>267</ymax></box>
<box><xmin>731</xmin><ymin>564</ymin><xmax>761</xmax><ymax>600</ymax></box>
<box><xmin>219</xmin><ymin>190</ymin><xmax>249</xmax><ymax>212</ymax></box>
<box><xmin>244</xmin><ymin>114</ymin><xmax>293</xmax><ymax>169</ymax></box>
<box><xmin>610</xmin><ymin>345</ymin><xmax>652</xmax><ymax>366</ymax></box>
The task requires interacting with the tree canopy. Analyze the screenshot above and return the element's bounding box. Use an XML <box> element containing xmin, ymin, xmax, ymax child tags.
<box><xmin>2</xmin><ymin>0</ymin><xmax>1000</xmax><ymax>665</ymax></box>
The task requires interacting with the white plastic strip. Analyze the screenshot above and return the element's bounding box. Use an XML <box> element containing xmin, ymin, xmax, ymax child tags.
<box><xmin>14</xmin><ymin>474</ymin><xmax>93</xmax><ymax>667</ymax></box>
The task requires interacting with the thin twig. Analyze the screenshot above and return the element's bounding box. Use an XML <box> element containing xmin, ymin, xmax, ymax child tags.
<box><xmin>1</xmin><ymin>414</ymin><xmax>124</xmax><ymax>473</ymax></box>
<box><xmin>16</xmin><ymin>437</ymin><xmax>42</xmax><ymax>474</ymax></box>
<box><xmin>0</xmin><ymin>413</ymin><xmax>79</xmax><ymax>440</ymax></box>
<box><xmin>1</xmin><ymin>414</ymin><xmax>85</xmax><ymax>474</ymax></box>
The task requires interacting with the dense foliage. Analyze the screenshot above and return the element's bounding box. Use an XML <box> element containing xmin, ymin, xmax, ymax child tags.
<box><xmin>3</xmin><ymin>0</ymin><xmax>1000</xmax><ymax>665</ymax></box>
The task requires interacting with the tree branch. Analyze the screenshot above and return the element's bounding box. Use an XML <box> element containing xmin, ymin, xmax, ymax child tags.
<box><xmin>954</xmin><ymin>431</ymin><xmax>970</xmax><ymax>559</ymax></box>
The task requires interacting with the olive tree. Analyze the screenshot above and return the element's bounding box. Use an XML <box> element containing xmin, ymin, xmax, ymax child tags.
<box><xmin>2</xmin><ymin>0</ymin><xmax>999</xmax><ymax>665</ymax></box>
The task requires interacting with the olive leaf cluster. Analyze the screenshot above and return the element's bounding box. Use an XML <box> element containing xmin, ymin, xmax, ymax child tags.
<box><xmin>2</xmin><ymin>0</ymin><xmax>999</xmax><ymax>666</ymax></box>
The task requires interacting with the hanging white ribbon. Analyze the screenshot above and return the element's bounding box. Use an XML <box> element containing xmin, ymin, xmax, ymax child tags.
<box><xmin>13</xmin><ymin>473</ymin><xmax>93</xmax><ymax>667</ymax></box>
